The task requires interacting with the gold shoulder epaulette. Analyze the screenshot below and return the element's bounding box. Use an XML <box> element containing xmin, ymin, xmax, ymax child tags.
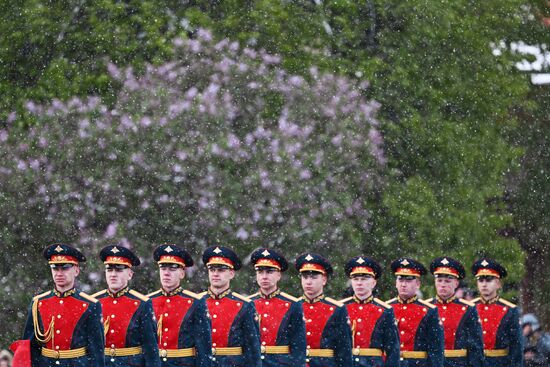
<box><xmin>340</xmin><ymin>296</ymin><xmax>353</xmax><ymax>304</ymax></box>
<box><xmin>79</xmin><ymin>292</ymin><xmax>99</xmax><ymax>303</ymax></box>
<box><xmin>147</xmin><ymin>290</ymin><xmax>162</xmax><ymax>298</ymax></box>
<box><xmin>386</xmin><ymin>297</ymin><xmax>397</xmax><ymax>304</ymax></box>
<box><xmin>33</xmin><ymin>290</ymin><xmax>51</xmax><ymax>301</ymax></box>
<box><xmin>197</xmin><ymin>291</ymin><xmax>208</xmax><ymax>298</ymax></box>
<box><xmin>471</xmin><ymin>297</ymin><xmax>481</xmax><ymax>304</ymax></box>
<box><xmin>181</xmin><ymin>290</ymin><xmax>200</xmax><ymax>300</ymax></box>
<box><xmin>232</xmin><ymin>292</ymin><xmax>252</xmax><ymax>303</ymax></box>
<box><xmin>499</xmin><ymin>298</ymin><xmax>517</xmax><ymax>308</ymax></box>
<box><xmin>129</xmin><ymin>289</ymin><xmax>149</xmax><ymax>302</ymax></box>
<box><xmin>325</xmin><ymin>297</ymin><xmax>344</xmax><ymax>307</ymax></box>
<box><xmin>280</xmin><ymin>292</ymin><xmax>299</xmax><ymax>302</ymax></box>
<box><xmin>91</xmin><ymin>290</ymin><xmax>107</xmax><ymax>298</ymax></box>
<box><xmin>374</xmin><ymin>298</ymin><xmax>392</xmax><ymax>309</ymax></box>
<box><xmin>458</xmin><ymin>298</ymin><xmax>475</xmax><ymax>307</ymax></box>
<box><xmin>418</xmin><ymin>299</ymin><xmax>437</xmax><ymax>309</ymax></box>
<box><xmin>249</xmin><ymin>292</ymin><xmax>260</xmax><ymax>299</ymax></box>
<box><xmin>424</xmin><ymin>297</ymin><xmax>434</xmax><ymax>303</ymax></box>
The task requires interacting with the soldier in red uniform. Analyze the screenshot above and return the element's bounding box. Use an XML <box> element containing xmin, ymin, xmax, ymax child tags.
<box><xmin>200</xmin><ymin>246</ymin><xmax>261</xmax><ymax>367</ymax></box>
<box><xmin>387</xmin><ymin>258</ymin><xmax>444</xmax><ymax>367</ymax></box>
<box><xmin>426</xmin><ymin>257</ymin><xmax>484</xmax><ymax>367</ymax></box>
<box><xmin>295</xmin><ymin>253</ymin><xmax>352</xmax><ymax>367</ymax></box>
<box><xmin>471</xmin><ymin>258</ymin><xmax>522</xmax><ymax>367</ymax></box>
<box><xmin>147</xmin><ymin>245</ymin><xmax>212</xmax><ymax>367</ymax></box>
<box><xmin>19</xmin><ymin>244</ymin><xmax>105</xmax><ymax>367</ymax></box>
<box><xmin>93</xmin><ymin>245</ymin><xmax>160</xmax><ymax>367</ymax></box>
<box><xmin>340</xmin><ymin>256</ymin><xmax>400</xmax><ymax>367</ymax></box>
<box><xmin>249</xmin><ymin>248</ymin><xmax>306</xmax><ymax>367</ymax></box>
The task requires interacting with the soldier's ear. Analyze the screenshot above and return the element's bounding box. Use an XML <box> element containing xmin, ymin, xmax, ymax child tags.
<box><xmin>74</xmin><ymin>265</ymin><xmax>80</xmax><ymax>277</ymax></box>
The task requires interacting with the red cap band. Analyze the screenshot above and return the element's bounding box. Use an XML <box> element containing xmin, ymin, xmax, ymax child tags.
<box><xmin>48</xmin><ymin>255</ymin><xmax>79</xmax><ymax>265</ymax></box>
<box><xmin>395</xmin><ymin>267</ymin><xmax>421</xmax><ymax>277</ymax></box>
<box><xmin>434</xmin><ymin>266</ymin><xmax>459</xmax><ymax>278</ymax></box>
<box><xmin>475</xmin><ymin>268</ymin><xmax>500</xmax><ymax>278</ymax></box>
<box><xmin>254</xmin><ymin>258</ymin><xmax>281</xmax><ymax>270</ymax></box>
<box><xmin>350</xmin><ymin>266</ymin><xmax>375</xmax><ymax>277</ymax></box>
<box><xmin>299</xmin><ymin>263</ymin><xmax>326</xmax><ymax>275</ymax></box>
<box><xmin>207</xmin><ymin>256</ymin><xmax>234</xmax><ymax>269</ymax></box>
<box><xmin>158</xmin><ymin>255</ymin><xmax>186</xmax><ymax>267</ymax></box>
<box><xmin>104</xmin><ymin>256</ymin><xmax>133</xmax><ymax>267</ymax></box>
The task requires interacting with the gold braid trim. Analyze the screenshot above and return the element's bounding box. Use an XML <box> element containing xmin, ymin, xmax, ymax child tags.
<box><xmin>32</xmin><ymin>299</ymin><xmax>54</xmax><ymax>344</ymax></box>
<box><xmin>352</xmin><ymin>320</ymin><xmax>357</xmax><ymax>348</ymax></box>
<box><xmin>103</xmin><ymin>316</ymin><xmax>110</xmax><ymax>338</ymax></box>
<box><xmin>157</xmin><ymin>315</ymin><xmax>163</xmax><ymax>340</ymax></box>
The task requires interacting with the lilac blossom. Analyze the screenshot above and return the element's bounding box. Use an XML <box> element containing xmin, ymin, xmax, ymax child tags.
<box><xmin>0</xmin><ymin>29</ymin><xmax>384</xmax><ymax>279</ymax></box>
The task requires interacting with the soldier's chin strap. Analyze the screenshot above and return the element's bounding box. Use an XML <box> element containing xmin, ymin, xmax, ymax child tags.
<box><xmin>32</xmin><ymin>299</ymin><xmax>54</xmax><ymax>344</ymax></box>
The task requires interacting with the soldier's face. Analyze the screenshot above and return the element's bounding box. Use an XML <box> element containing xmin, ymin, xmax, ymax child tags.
<box><xmin>106</xmin><ymin>267</ymin><xmax>133</xmax><ymax>292</ymax></box>
<box><xmin>301</xmin><ymin>272</ymin><xmax>326</xmax><ymax>299</ymax></box>
<box><xmin>256</xmin><ymin>268</ymin><xmax>281</xmax><ymax>294</ymax></box>
<box><xmin>396</xmin><ymin>277</ymin><xmax>420</xmax><ymax>300</ymax></box>
<box><xmin>351</xmin><ymin>275</ymin><xmax>377</xmax><ymax>299</ymax></box>
<box><xmin>159</xmin><ymin>265</ymin><xmax>185</xmax><ymax>291</ymax></box>
<box><xmin>50</xmin><ymin>264</ymin><xmax>79</xmax><ymax>291</ymax></box>
<box><xmin>476</xmin><ymin>277</ymin><xmax>501</xmax><ymax>299</ymax></box>
<box><xmin>435</xmin><ymin>276</ymin><xmax>459</xmax><ymax>300</ymax></box>
<box><xmin>208</xmin><ymin>267</ymin><xmax>234</xmax><ymax>290</ymax></box>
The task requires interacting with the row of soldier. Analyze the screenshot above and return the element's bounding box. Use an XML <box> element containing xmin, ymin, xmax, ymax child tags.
<box><xmin>10</xmin><ymin>243</ymin><xmax>523</xmax><ymax>367</ymax></box>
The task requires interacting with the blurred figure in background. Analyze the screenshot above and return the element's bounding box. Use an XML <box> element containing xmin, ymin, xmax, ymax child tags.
<box><xmin>0</xmin><ymin>350</ymin><xmax>12</xmax><ymax>367</ymax></box>
<box><xmin>521</xmin><ymin>313</ymin><xmax>550</xmax><ymax>367</ymax></box>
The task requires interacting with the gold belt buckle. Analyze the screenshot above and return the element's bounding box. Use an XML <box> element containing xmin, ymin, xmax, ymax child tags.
<box><xmin>260</xmin><ymin>346</ymin><xmax>266</xmax><ymax>353</ymax></box>
<box><xmin>160</xmin><ymin>349</ymin><xmax>167</xmax><ymax>358</ymax></box>
<box><xmin>55</xmin><ymin>351</ymin><xmax>60</xmax><ymax>359</ymax></box>
<box><xmin>110</xmin><ymin>348</ymin><xmax>116</xmax><ymax>357</ymax></box>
